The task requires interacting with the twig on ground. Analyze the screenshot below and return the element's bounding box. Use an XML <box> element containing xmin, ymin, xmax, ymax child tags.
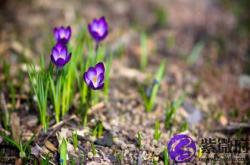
<box><xmin>88</xmin><ymin>102</ymin><xmax>105</xmax><ymax>115</ymax></box>
<box><xmin>214</xmin><ymin>122</ymin><xmax>250</xmax><ymax>134</ymax></box>
<box><xmin>43</xmin><ymin>115</ymin><xmax>78</xmax><ymax>143</ymax></box>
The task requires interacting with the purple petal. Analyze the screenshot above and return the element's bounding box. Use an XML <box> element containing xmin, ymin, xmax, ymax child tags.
<box><xmin>53</xmin><ymin>26</ymin><xmax>71</xmax><ymax>44</ymax></box>
<box><xmin>52</xmin><ymin>44</ymin><xmax>68</xmax><ymax>61</ymax></box>
<box><xmin>88</xmin><ymin>24</ymin><xmax>96</xmax><ymax>36</ymax></box>
<box><xmin>83</xmin><ymin>62</ymin><xmax>106</xmax><ymax>90</ymax></box>
<box><xmin>99</xmin><ymin>17</ymin><xmax>108</xmax><ymax>33</ymax></box>
<box><xmin>88</xmin><ymin>81</ymin><xmax>96</xmax><ymax>90</ymax></box>
<box><xmin>92</xmin><ymin>22</ymin><xmax>105</xmax><ymax>36</ymax></box>
<box><xmin>51</xmin><ymin>43</ymin><xmax>71</xmax><ymax>67</ymax></box>
<box><xmin>86</xmin><ymin>67</ymin><xmax>97</xmax><ymax>81</ymax></box>
<box><xmin>52</xmin><ymin>47</ymin><xmax>59</xmax><ymax>56</ymax></box>
<box><xmin>55</xmin><ymin>58</ymin><xmax>67</xmax><ymax>67</ymax></box>
<box><xmin>92</xmin><ymin>31</ymin><xmax>102</xmax><ymax>42</ymax></box>
<box><xmin>93</xmin><ymin>19</ymin><xmax>99</xmax><ymax>24</ymax></box>
<box><xmin>99</xmin><ymin>16</ymin><xmax>108</xmax><ymax>27</ymax></box>
<box><xmin>95</xmin><ymin>62</ymin><xmax>105</xmax><ymax>75</ymax></box>
<box><xmin>59</xmin><ymin>26</ymin><xmax>64</xmax><ymax>33</ymax></box>
<box><xmin>60</xmin><ymin>47</ymin><xmax>67</xmax><ymax>57</ymax></box>
<box><xmin>99</xmin><ymin>16</ymin><xmax>106</xmax><ymax>22</ymax></box>
<box><xmin>51</xmin><ymin>47</ymin><xmax>61</xmax><ymax>61</ymax></box>
<box><xmin>90</xmin><ymin>72</ymin><xmax>104</xmax><ymax>89</ymax></box>
<box><xmin>53</xmin><ymin>28</ymin><xmax>59</xmax><ymax>40</ymax></box>
<box><xmin>55</xmin><ymin>43</ymin><xmax>64</xmax><ymax>51</ymax></box>
<box><xmin>66</xmin><ymin>26</ymin><xmax>71</xmax><ymax>38</ymax></box>
<box><xmin>97</xmin><ymin>73</ymin><xmax>105</xmax><ymax>84</ymax></box>
<box><xmin>51</xmin><ymin>54</ymin><xmax>57</xmax><ymax>64</ymax></box>
<box><xmin>65</xmin><ymin>52</ymin><xmax>71</xmax><ymax>63</ymax></box>
<box><xmin>89</xmin><ymin>81</ymin><xmax>104</xmax><ymax>90</ymax></box>
<box><xmin>99</xmin><ymin>30</ymin><xmax>108</xmax><ymax>41</ymax></box>
<box><xmin>59</xmin><ymin>28</ymin><xmax>66</xmax><ymax>38</ymax></box>
<box><xmin>88</xmin><ymin>16</ymin><xmax>108</xmax><ymax>42</ymax></box>
<box><xmin>94</xmin><ymin>83</ymin><xmax>104</xmax><ymax>90</ymax></box>
<box><xmin>84</xmin><ymin>72</ymin><xmax>91</xmax><ymax>85</ymax></box>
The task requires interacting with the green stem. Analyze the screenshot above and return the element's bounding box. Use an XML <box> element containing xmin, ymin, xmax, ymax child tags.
<box><xmin>42</xmin><ymin>112</ymin><xmax>48</xmax><ymax>133</ymax></box>
<box><xmin>95</xmin><ymin>42</ymin><xmax>99</xmax><ymax>56</ymax></box>
<box><xmin>0</xmin><ymin>93</ymin><xmax>9</xmax><ymax>129</ymax></box>
<box><xmin>83</xmin><ymin>108</ymin><xmax>89</xmax><ymax>127</ymax></box>
<box><xmin>48</xmin><ymin>62</ymin><xmax>54</xmax><ymax>75</ymax></box>
<box><xmin>56</xmin><ymin>68</ymin><xmax>63</xmax><ymax>121</ymax></box>
<box><xmin>83</xmin><ymin>87</ymin><xmax>92</xmax><ymax>127</ymax></box>
<box><xmin>94</xmin><ymin>42</ymin><xmax>99</xmax><ymax>62</ymax></box>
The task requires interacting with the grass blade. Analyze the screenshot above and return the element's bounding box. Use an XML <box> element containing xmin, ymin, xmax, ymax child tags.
<box><xmin>60</xmin><ymin>138</ymin><xmax>68</xmax><ymax>165</ymax></box>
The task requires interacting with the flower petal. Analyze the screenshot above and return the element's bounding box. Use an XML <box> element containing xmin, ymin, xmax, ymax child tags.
<box><xmin>55</xmin><ymin>58</ymin><xmax>67</xmax><ymax>67</ymax></box>
<box><xmin>95</xmin><ymin>62</ymin><xmax>105</xmax><ymax>75</ymax></box>
<box><xmin>60</xmin><ymin>47</ymin><xmax>67</xmax><ymax>59</ymax></box>
<box><xmin>53</xmin><ymin>26</ymin><xmax>71</xmax><ymax>44</ymax></box>
<box><xmin>86</xmin><ymin>67</ymin><xmax>97</xmax><ymax>81</ymax></box>
<box><xmin>94</xmin><ymin>83</ymin><xmax>104</xmax><ymax>90</ymax></box>
<box><xmin>88</xmin><ymin>16</ymin><xmax>108</xmax><ymax>42</ymax></box>
<box><xmin>88</xmin><ymin>81</ymin><xmax>96</xmax><ymax>90</ymax></box>
<box><xmin>83</xmin><ymin>72</ymin><xmax>91</xmax><ymax>85</ymax></box>
<box><xmin>51</xmin><ymin>43</ymin><xmax>71</xmax><ymax>67</ymax></box>
<box><xmin>83</xmin><ymin>61</ymin><xmax>106</xmax><ymax>90</ymax></box>
<box><xmin>53</xmin><ymin>28</ymin><xmax>59</xmax><ymax>40</ymax></box>
<box><xmin>97</xmin><ymin>73</ymin><xmax>104</xmax><ymax>84</ymax></box>
<box><xmin>66</xmin><ymin>26</ymin><xmax>71</xmax><ymax>38</ymax></box>
<box><xmin>89</xmin><ymin>81</ymin><xmax>104</xmax><ymax>90</ymax></box>
<box><xmin>65</xmin><ymin>52</ymin><xmax>71</xmax><ymax>63</ymax></box>
<box><xmin>56</xmin><ymin>43</ymin><xmax>64</xmax><ymax>51</ymax></box>
<box><xmin>51</xmin><ymin>54</ymin><xmax>57</xmax><ymax>64</ymax></box>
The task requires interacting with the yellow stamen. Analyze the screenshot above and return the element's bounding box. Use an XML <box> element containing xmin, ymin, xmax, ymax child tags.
<box><xmin>93</xmin><ymin>76</ymin><xmax>97</xmax><ymax>83</ymax></box>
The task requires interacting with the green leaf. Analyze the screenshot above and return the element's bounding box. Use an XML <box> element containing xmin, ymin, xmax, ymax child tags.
<box><xmin>0</xmin><ymin>132</ymin><xmax>20</xmax><ymax>150</ymax></box>
<box><xmin>27</xmin><ymin>64</ymin><xmax>49</xmax><ymax>131</ymax></box>
<box><xmin>136</xmin><ymin>132</ymin><xmax>142</xmax><ymax>149</ymax></box>
<box><xmin>153</xmin><ymin>121</ymin><xmax>161</xmax><ymax>141</ymax></box>
<box><xmin>163</xmin><ymin>148</ymin><xmax>169</xmax><ymax>165</ymax></box>
<box><xmin>41</xmin><ymin>154</ymin><xmax>50</xmax><ymax>165</ymax></box>
<box><xmin>145</xmin><ymin>61</ymin><xmax>165</xmax><ymax>112</ymax></box>
<box><xmin>140</xmin><ymin>32</ymin><xmax>148</xmax><ymax>71</ymax></box>
<box><xmin>60</xmin><ymin>138</ymin><xmax>68</xmax><ymax>165</ymax></box>
<box><xmin>72</xmin><ymin>131</ymin><xmax>78</xmax><ymax>152</ymax></box>
<box><xmin>91</xmin><ymin>143</ymin><xmax>96</xmax><ymax>156</ymax></box>
<box><xmin>187</xmin><ymin>41</ymin><xmax>204</xmax><ymax>65</ymax></box>
<box><xmin>164</xmin><ymin>94</ymin><xmax>185</xmax><ymax>129</ymax></box>
<box><xmin>104</xmin><ymin>54</ymin><xmax>112</xmax><ymax>101</ymax></box>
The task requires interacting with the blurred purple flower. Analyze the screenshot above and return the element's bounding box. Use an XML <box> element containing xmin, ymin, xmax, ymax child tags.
<box><xmin>88</xmin><ymin>16</ymin><xmax>108</xmax><ymax>42</ymax></box>
<box><xmin>83</xmin><ymin>62</ymin><xmax>105</xmax><ymax>90</ymax></box>
<box><xmin>50</xmin><ymin>43</ymin><xmax>71</xmax><ymax>67</ymax></box>
<box><xmin>53</xmin><ymin>26</ymin><xmax>71</xmax><ymax>44</ymax></box>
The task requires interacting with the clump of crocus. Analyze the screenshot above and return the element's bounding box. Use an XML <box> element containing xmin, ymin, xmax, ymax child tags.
<box><xmin>50</xmin><ymin>43</ymin><xmax>71</xmax><ymax>67</ymax></box>
<box><xmin>54</xmin><ymin>26</ymin><xmax>72</xmax><ymax>44</ymax></box>
<box><xmin>88</xmin><ymin>16</ymin><xmax>108</xmax><ymax>43</ymax></box>
<box><xmin>83</xmin><ymin>62</ymin><xmax>105</xmax><ymax>90</ymax></box>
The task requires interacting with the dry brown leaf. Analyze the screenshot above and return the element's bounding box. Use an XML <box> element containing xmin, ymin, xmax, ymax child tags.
<box><xmin>15</xmin><ymin>158</ymin><xmax>22</xmax><ymax>165</ymax></box>
<box><xmin>11</xmin><ymin>41</ymin><xmax>33</xmax><ymax>59</ymax></box>
<box><xmin>45</xmin><ymin>140</ymin><xmax>57</xmax><ymax>152</ymax></box>
<box><xmin>42</xmin><ymin>146</ymin><xmax>51</xmax><ymax>155</ymax></box>
<box><xmin>89</xmin><ymin>102</ymin><xmax>105</xmax><ymax>115</ymax></box>
<box><xmin>10</xmin><ymin>113</ymin><xmax>20</xmax><ymax>142</ymax></box>
<box><xmin>111</xmin><ymin>61</ymin><xmax>147</xmax><ymax>83</ymax></box>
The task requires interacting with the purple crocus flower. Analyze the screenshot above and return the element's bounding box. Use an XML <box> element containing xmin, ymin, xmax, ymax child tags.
<box><xmin>88</xmin><ymin>16</ymin><xmax>108</xmax><ymax>42</ymax></box>
<box><xmin>53</xmin><ymin>26</ymin><xmax>71</xmax><ymax>44</ymax></box>
<box><xmin>50</xmin><ymin>43</ymin><xmax>71</xmax><ymax>67</ymax></box>
<box><xmin>83</xmin><ymin>62</ymin><xmax>105</xmax><ymax>90</ymax></box>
